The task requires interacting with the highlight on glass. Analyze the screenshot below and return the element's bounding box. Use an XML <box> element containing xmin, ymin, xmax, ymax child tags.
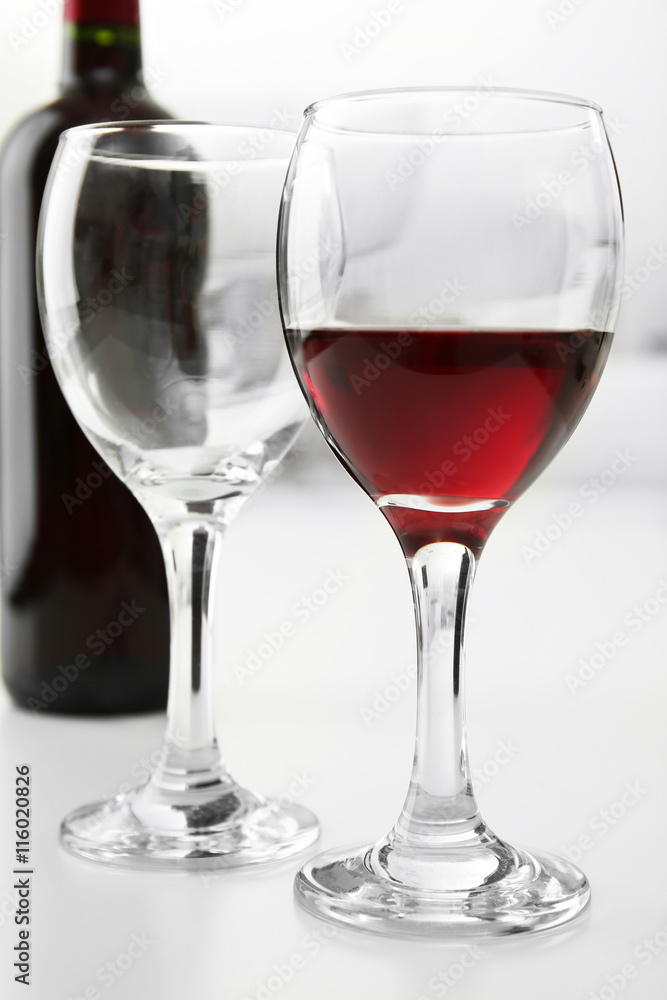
<box><xmin>278</xmin><ymin>88</ymin><xmax>623</xmax><ymax>935</ymax></box>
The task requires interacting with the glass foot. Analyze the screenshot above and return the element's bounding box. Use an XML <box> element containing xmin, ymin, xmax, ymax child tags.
<box><xmin>295</xmin><ymin>838</ymin><xmax>590</xmax><ymax>937</ymax></box>
<box><xmin>61</xmin><ymin>779</ymin><xmax>319</xmax><ymax>869</ymax></box>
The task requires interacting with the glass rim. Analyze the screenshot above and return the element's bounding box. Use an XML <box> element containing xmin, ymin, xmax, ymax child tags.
<box><xmin>55</xmin><ymin>120</ymin><xmax>299</xmax><ymax>167</ymax></box>
<box><xmin>303</xmin><ymin>86</ymin><xmax>605</xmax><ymax>136</ymax></box>
<box><xmin>58</xmin><ymin>119</ymin><xmax>299</xmax><ymax>145</ymax></box>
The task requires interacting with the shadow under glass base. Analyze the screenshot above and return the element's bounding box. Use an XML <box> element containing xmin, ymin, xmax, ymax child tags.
<box><xmin>295</xmin><ymin>837</ymin><xmax>590</xmax><ymax>937</ymax></box>
<box><xmin>61</xmin><ymin>779</ymin><xmax>319</xmax><ymax>870</ymax></box>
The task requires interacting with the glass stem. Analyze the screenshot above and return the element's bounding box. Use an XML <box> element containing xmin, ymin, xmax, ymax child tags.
<box><xmin>151</xmin><ymin>516</ymin><xmax>228</xmax><ymax>794</ymax></box>
<box><xmin>392</xmin><ymin>541</ymin><xmax>485</xmax><ymax>848</ymax></box>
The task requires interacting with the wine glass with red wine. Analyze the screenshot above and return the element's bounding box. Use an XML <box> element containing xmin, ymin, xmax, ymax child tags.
<box><xmin>278</xmin><ymin>88</ymin><xmax>623</xmax><ymax>935</ymax></box>
<box><xmin>37</xmin><ymin>121</ymin><xmax>319</xmax><ymax>868</ymax></box>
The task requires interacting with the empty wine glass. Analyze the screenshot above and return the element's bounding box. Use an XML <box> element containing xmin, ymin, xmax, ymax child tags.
<box><xmin>38</xmin><ymin>121</ymin><xmax>319</xmax><ymax>868</ymax></box>
<box><xmin>278</xmin><ymin>88</ymin><xmax>623</xmax><ymax>934</ymax></box>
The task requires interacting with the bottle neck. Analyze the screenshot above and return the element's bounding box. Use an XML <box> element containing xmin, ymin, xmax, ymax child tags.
<box><xmin>61</xmin><ymin>0</ymin><xmax>143</xmax><ymax>90</ymax></box>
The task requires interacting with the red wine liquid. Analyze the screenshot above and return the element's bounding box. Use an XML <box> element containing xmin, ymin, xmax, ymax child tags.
<box><xmin>298</xmin><ymin>328</ymin><xmax>612</xmax><ymax>555</ymax></box>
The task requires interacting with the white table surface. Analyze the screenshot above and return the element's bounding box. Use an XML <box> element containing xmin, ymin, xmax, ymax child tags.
<box><xmin>1</xmin><ymin>350</ymin><xmax>667</xmax><ymax>1000</ymax></box>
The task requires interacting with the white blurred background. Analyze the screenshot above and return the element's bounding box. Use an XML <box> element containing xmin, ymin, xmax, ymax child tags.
<box><xmin>2</xmin><ymin>6</ymin><xmax>667</xmax><ymax>999</ymax></box>
<box><xmin>1</xmin><ymin>0</ymin><xmax>666</xmax><ymax>350</ymax></box>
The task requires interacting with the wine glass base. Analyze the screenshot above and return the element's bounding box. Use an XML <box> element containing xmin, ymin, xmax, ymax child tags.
<box><xmin>61</xmin><ymin>783</ymin><xmax>319</xmax><ymax>870</ymax></box>
<box><xmin>295</xmin><ymin>841</ymin><xmax>590</xmax><ymax>937</ymax></box>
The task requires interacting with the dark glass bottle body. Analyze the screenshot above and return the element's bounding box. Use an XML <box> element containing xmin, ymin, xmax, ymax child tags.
<box><xmin>0</xmin><ymin>12</ymin><xmax>171</xmax><ymax>713</ymax></box>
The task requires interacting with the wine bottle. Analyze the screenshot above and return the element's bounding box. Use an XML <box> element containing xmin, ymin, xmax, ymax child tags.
<box><xmin>0</xmin><ymin>0</ymin><xmax>172</xmax><ymax>713</ymax></box>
